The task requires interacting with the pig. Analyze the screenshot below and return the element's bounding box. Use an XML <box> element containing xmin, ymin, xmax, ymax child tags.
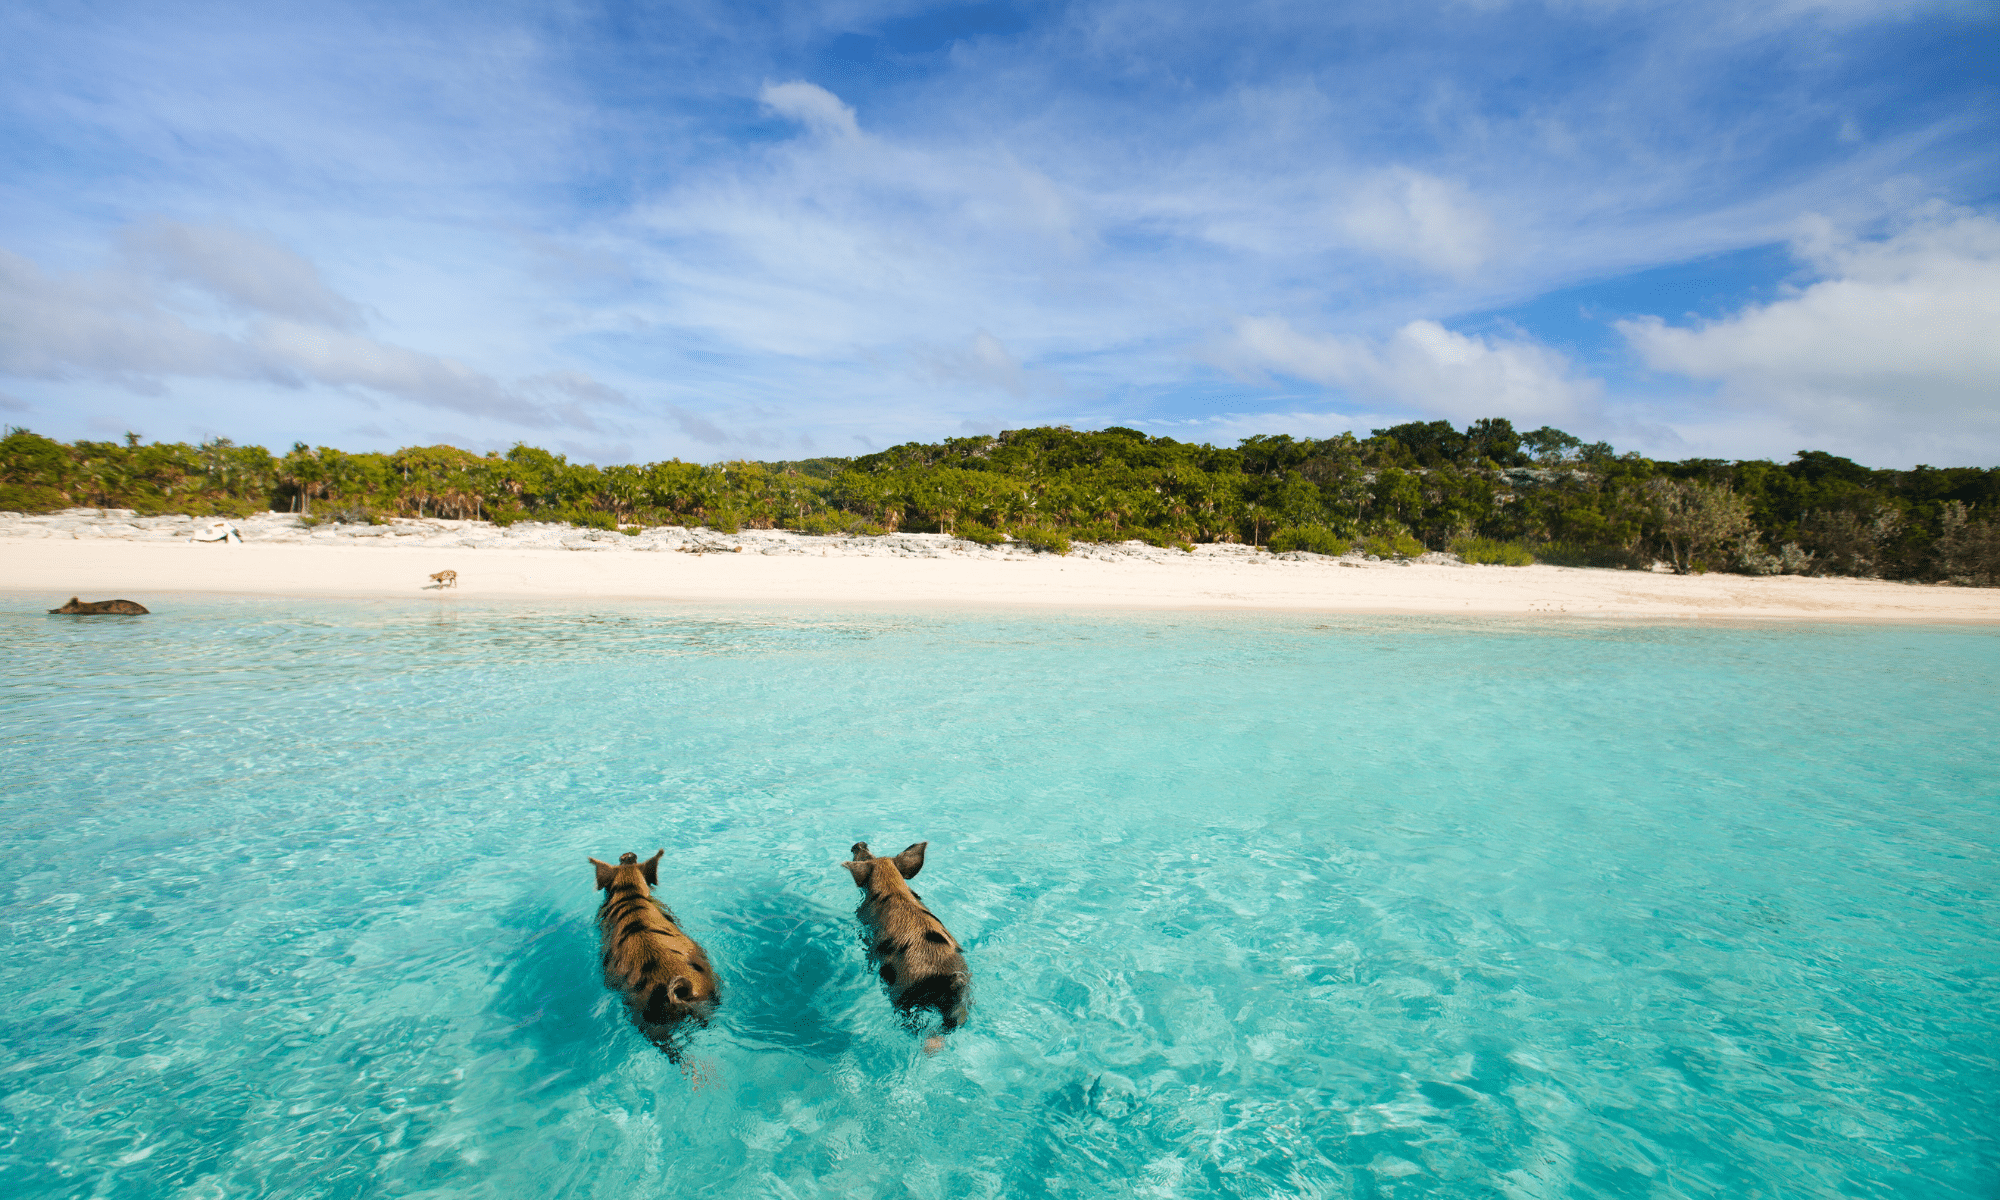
<box><xmin>843</xmin><ymin>841</ymin><xmax>970</xmax><ymax>1042</ymax></box>
<box><xmin>588</xmin><ymin>850</ymin><xmax>720</xmax><ymax>1052</ymax></box>
<box><xmin>48</xmin><ymin>597</ymin><xmax>149</xmax><ymax>614</ymax></box>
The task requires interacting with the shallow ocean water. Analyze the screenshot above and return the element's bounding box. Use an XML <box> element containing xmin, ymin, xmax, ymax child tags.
<box><xmin>1</xmin><ymin>596</ymin><xmax>1996</xmax><ymax>1199</ymax></box>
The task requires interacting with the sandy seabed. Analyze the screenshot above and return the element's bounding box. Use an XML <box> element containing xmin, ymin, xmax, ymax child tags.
<box><xmin>4</xmin><ymin>509</ymin><xmax>1997</xmax><ymax>622</ymax></box>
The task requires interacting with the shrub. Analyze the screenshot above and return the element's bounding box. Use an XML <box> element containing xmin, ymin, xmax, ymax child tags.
<box><xmin>1360</xmin><ymin>531</ymin><xmax>1426</xmax><ymax>559</ymax></box>
<box><xmin>310</xmin><ymin>502</ymin><xmax>388</xmax><ymax>526</ymax></box>
<box><xmin>1452</xmin><ymin>537</ymin><xmax>1534</xmax><ymax>566</ymax></box>
<box><xmin>1014</xmin><ymin>526</ymin><xmax>1071</xmax><ymax>555</ymax></box>
<box><xmin>0</xmin><ymin>484</ymin><xmax>67</xmax><ymax>513</ymax></box>
<box><xmin>568</xmin><ymin>509</ymin><xmax>617</xmax><ymax>530</ymax></box>
<box><xmin>1269</xmin><ymin>526</ymin><xmax>1350</xmax><ymax>556</ymax></box>
<box><xmin>1934</xmin><ymin>502</ymin><xmax>2000</xmax><ymax>587</ymax></box>
<box><xmin>795</xmin><ymin>512</ymin><xmax>885</xmax><ymax>537</ymax></box>
<box><xmin>1133</xmin><ymin>527</ymin><xmax>1192</xmax><ymax>550</ymax></box>
<box><xmin>1533</xmin><ymin>541</ymin><xmax>1641</xmax><ymax>569</ymax></box>
<box><xmin>1644</xmin><ymin>478</ymin><xmax>1755</xmax><ymax>575</ymax></box>
<box><xmin>1733</xmin><ymin>536</ymin><xmax>1815</xmax><ymax>575</ymax></box>
<box><xmin>958</xmin><ymin>523</ymin><xmax>1006</xmax><ymax>545</ymax></box>
<box><xmin>137</xmin><ymin>497</ymin><xmax>265</xmax><ymax>519</ymax></box>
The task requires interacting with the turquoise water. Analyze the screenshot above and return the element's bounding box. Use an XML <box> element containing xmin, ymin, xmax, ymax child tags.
<box><xmin>2</xmin><ymin>598</ymin><xmax>1996</xmax><ymax>1199</ymax></box>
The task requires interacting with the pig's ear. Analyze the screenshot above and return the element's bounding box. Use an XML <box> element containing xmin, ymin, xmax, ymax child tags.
<box><xmin>641</xmin><ymin>850</ymin><xmax>663</xmax><ymax>886</ymax></box>
<box><xmin>842</xmin><ymin>859</ymin><xmax>873</xmax><ymax>888</ymax></box>
<box><xmin>892</xmin><ymin>842</ymin><xmax>928</xmax><ymax>879</ymax></box>
<box><xmin>589</xmin><ymin>858</ymin><xmax>616</xmax><ymax>890</ymax></box>
<box><xmin>850</xmin><ymin>841</ymin><xmax>874</xmax><ymax>861</ymax></box>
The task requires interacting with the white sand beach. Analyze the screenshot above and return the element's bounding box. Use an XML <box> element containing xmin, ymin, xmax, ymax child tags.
<box><xmin>5</xmin><ymin>509</ymin><xmax>1997</xmax><ymax>621</ymax></box>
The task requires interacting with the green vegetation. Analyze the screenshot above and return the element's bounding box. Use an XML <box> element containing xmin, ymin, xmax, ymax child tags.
<box><xmin>1013</xmin><ymin>526</ymin><xmax>1072</xmax><ymax>556</ymax></box>
<box><xmin>795</xmin><ymin>512</ymin><xmax>887</xmax><ymax>537</ymax></box>
<box><xmin>4</xmin><ymin>420</ymin><xmax>1997</xmax><ymax>584</ymax></box>
<box><xmin>1453</xmin><ymin>537</ymin><xmax>1535</xmax><ymax>566</ymax></box>
<box><xmin>1269</xmin><ymin>526</ymin><xmax>1350</xmax><ymax>556</ymax></box>
<box><xmin>1360</xmin><ymin>531</ymin><xmax>1428</xmax><ymax>560</ymax></box>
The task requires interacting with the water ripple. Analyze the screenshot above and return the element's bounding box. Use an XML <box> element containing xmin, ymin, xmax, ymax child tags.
<box><xmin>3</xmin><ymin>598</ymin><xmax>1996</xmax><ymax>1197</ymax></box>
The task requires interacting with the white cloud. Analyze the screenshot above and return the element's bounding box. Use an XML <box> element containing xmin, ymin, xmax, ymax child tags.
<box><xmin>0</xmin><ymin>247</ymin><xmax>252</xmax><ymax>383</ymax></box>
<box><xmin>528</xmin><ymin>369</ymin><xmax>727</xmax><ymax>445</ymax></box>
<box><xmin>1340</xmin><ymin>169</ymin><xmax>1495</xmax><ymax>277</ymax></box>
<box><xmin>1620</xmin><ymin>206</ymin><xmax>2000</xmax><ymax>454</ymax></box>
<box><xmin>248</xmin><ymin>321</ymin><xmax>549</xmax><ymax>424</ymax></box>
<box><xmin>1131</xmin><ymin>405</ymin><xmax>1411</xmax><ymax>447</ymax></box>
<box><xmin>759</xmin><ymin>81</ymin><xmax>862</xmax><ymax>140</ymax></box>
<box><xmin>1224</xmin><ymin>315</ymin><xmax>1598</xmax><ymax>423</ymax></box>
<box><xmin>0</xmin><ymin>227</ymin><xmax>636</xmax><ymax>432</ymax></box>
<box><xmin>618</xmin><ymin>83</ymin><xmax>1133</xmax><ymax>404</ymax></box>
<box><xmin>914</xmin><ymin>330</ymin><xmax>1066</xmax><ymax>398</ymax></box>
<box><xmin>120</xmin><ymin>219</ymin><xmax>364</xmax><ymax>330</ymax></box>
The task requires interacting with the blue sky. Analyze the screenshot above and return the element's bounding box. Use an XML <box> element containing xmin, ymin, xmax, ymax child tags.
<box><xmin>1</xmin><ymin>0</ymin><xmax>1995</xmax><ymax>466</ymax></box>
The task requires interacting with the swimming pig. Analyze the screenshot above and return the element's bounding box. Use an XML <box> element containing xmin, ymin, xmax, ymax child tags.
<box><xmin>588</xmin><ymin>850</ymin><xmax>720</xmax><ymax>1050</ymax></box>
<box><xmin>844</xmin><ymin>841</ymin><xmax>970</xmax><ymax>1040</ymax></box>
<box><xmin>49</xmin><ymin>597</ymin><xmax>148</xmax><ymax>614</ymax></box>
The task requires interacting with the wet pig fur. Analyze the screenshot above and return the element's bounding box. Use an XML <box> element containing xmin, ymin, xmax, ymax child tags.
<box><xmin>588</xmin><ymin>850</ymin><xmax>720</xmax><ymax>1047</ymax></box>
<box><xmin>49</xmin><ymin>597</ymin><xmax>148</xmax><ymax>614</ymax></box>
<box><xmin>844</xmin><ymin>841</ymin><xmax>970</xmax><ymax>1032</ymax></box>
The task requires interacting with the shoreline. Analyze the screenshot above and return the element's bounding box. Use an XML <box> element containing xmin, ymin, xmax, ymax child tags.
<box><xmin>6</xmin><ymin>510</ymin><xmax>1997</xmax><ymax>623</ymax></box>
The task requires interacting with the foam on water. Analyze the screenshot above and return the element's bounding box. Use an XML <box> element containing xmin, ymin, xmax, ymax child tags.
<box><xmin>2</xmin><ymin>598</ymin><xmax>1996</xmax><ymax>1198</ymax></box>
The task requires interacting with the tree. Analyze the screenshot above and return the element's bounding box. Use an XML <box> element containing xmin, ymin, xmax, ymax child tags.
<box><xmin>1270</xmin><ymin>470</ymin><xmax>1326</xmax><ymax>530</ymax></box>
<box><xmin>1801</xmin><ymin>505</ymin><xmax>1904</xmax><ymax>578</ymax></box>
<box><xmin>1643</xmin><ymin>478</ymin><xmax>1754</xmax><ymax>574</ymax></box>
<box><xmin>1464</xmin><ymin>418</ymin><xmax>1527</xmax><ymax>466</ymax></box>
<box><xmin>1934</xmin><ymin>502</ymin><xmax>2000</xmax><ymax>587</ymax></box>
<box><xmin>1371</xmin><ymin>420</ymin><xmax>1466</xmax><ymax>467</ymax></box>
<box><xmin>1368</xmin><ymin>468</ymin><xmax>1425</xmax><ymax>536</ymax></box>
<box><xmin>1520</xmin><ymin>426</ymin><xmax>1583</xmax><ymax>464</ymax></box>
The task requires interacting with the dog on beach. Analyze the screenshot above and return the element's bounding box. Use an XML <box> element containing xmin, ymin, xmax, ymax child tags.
<box><xmin>843</xmin><ymin>841</ymin><xmax>970</xmax><ymax>1047</ymax></box>
<box><xmin>589</xmin><ymin>850</ymin><xmax>720</xmax><ymax>1052</ymax></box>
<box><xmin>48</xmin><ymin>597</ymin><xmax>149</xmax><ymax>614</ymax></box>
<box><xmin>429</xmin><ymin>570</ymin><xmax>458</xmax><ymax>588</ymax></box>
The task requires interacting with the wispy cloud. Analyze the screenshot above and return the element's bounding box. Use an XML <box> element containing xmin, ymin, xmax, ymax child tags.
<box><xmin>121</xmin><ymin>219</ymin><xmax>365</xmax><ymax>330</ymax></box>
<box><xmin>0</xmin><ymin>224</ymin><xmax>621</xmax><ymax>430</ymax></box>
<box><xmin>759</xmin><ymin>80</ymin><xmax>862</xmax><ymax>140</ymax></box>
<box><xmin>1339</xmin><ymin>170</ymin><xmax>1495</xmax><ymax>278</ymax></box>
